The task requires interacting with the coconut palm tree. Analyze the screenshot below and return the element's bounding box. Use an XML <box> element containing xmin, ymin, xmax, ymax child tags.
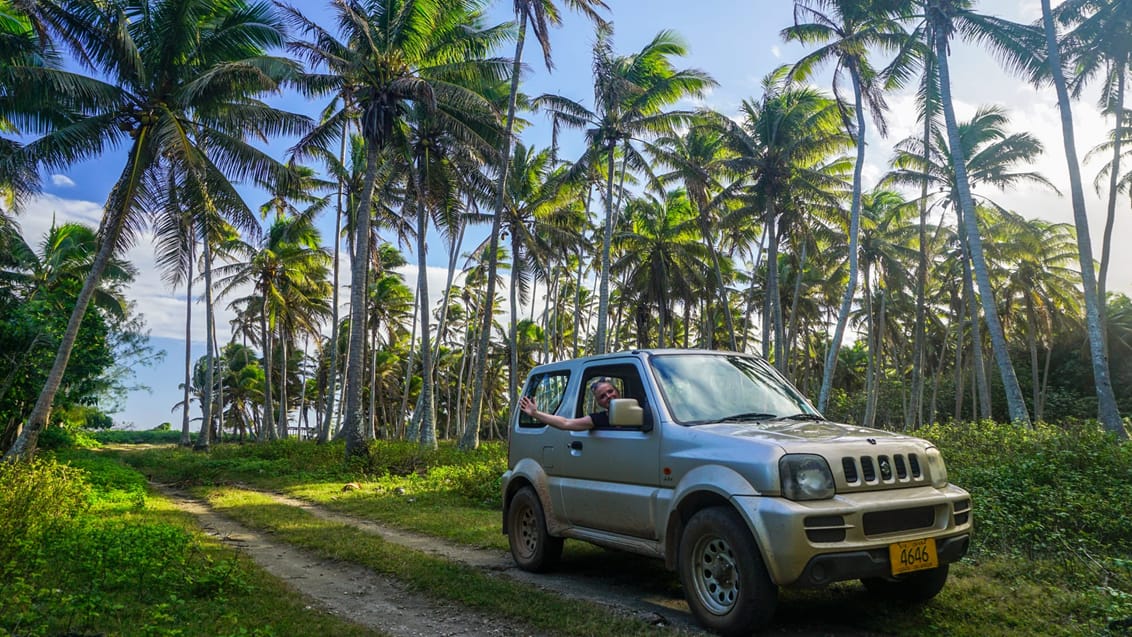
<box><xmin>712</xmin><ymin>68</ymin><xmax>850</xmax><ymax>370</ymax></box>
<box><xmin>783</xmin><ymin>0</ymin><xmax>908</xmax><ymax>412</ymax></box>
<box><xmin>1056</xmin><ymin>0</ymin><xmax>1131</xmax><ymax>336</ymax></box>
<box><xmin>647</xmin><ymin>123</ymin><xmax>738</xmax><ymax>349</ymax></box>
<box><xmin>613</xmin><ymin>189</ymin><xmax>710</xmax><ymax>348</ymax></box>
<box><xmin>992</xmin><ymin>213</ymin><xmax>1080</xmax><ymax>422</ymax></box>
<box><xmin>465</xmin><ymin>0</ymin><xmax>608</xmax><ymax>451</ymax></box>
<box><xmin>886</xmin><ymin>104</ymin><xmax>1054</xmax><ymax>423</ymax></box>
<box><xmin>278</xmin><ymin>0</ymin><xmax>511</xmax><ymax>458</ymax></box>
<box><xmin>915</xmin><ymin>0</ymin><xmax>1044</xmax><ymax>425</ymax></box>
<box><xmin>6</xmin><ymin>0</ymin><xmax>305</xmax><ymax>460</ymax></box>
<box><xmin>535</xmin><ymin>24</ymin><xmax>715</xmax><ymax>354</ymax></box>
<box><xmin>1037</xmin><ymin>0</ymin><xmax>1124</xmax><ymax>436</ymax></box>
<box><xmin>216</xmin><ymin>212</ymin><xmax>331</xmax><ymax>440</ymax></box>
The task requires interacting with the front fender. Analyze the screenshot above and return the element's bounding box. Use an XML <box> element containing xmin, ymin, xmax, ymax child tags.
<box><xmin>502</xmin><ymin>457</ymin><xmax>568</xmax><ymax>536</ymax></box>
<box><xmin>662</xmin><ymin>464</ymin><xmax>766</xmax><ymax>568</ymax></box>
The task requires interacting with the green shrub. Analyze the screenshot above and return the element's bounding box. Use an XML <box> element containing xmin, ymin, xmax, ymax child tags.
<box><xmin>920</xmin><ymin>420</ymin><xmax>1132</xmax><ymax>564</ymax></box>
<box><xmin>0</xmin><ymin>458</ymin><xmax>90</xmax><ymax>562</ymax></box>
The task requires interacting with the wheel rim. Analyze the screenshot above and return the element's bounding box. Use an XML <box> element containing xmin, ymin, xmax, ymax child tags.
<box><xmin>514</xmin><ymin>503</ymin><xmax>538</xmax><ymax>559</ymax></box>
<box><xmin>690</xmin><ymin>532</ymin><xmax>740</xmax><ymax>616</ymax></box>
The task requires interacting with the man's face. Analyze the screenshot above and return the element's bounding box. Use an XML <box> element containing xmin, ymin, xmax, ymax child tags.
<box><xmin>593</xmin><ymin>382</ymin><xmax>619</xmax><ymax>409</ymax></box>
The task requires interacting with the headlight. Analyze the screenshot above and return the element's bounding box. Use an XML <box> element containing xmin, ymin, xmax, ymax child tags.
<box><xmin>925</xmin><ymin>447</ymin><xmax>949</xmax><ymax>488</ymax></box>
<box><xmin>780</xmin><ymin>454</ymin><xmax>835</xmax><ymax>500</ymax></box>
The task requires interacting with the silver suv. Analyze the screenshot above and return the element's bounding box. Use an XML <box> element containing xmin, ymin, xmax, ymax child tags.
<box><xmin>501</xmin><ymin>349</ymin><xmax>971</xmax><ymax>636</ymax></box>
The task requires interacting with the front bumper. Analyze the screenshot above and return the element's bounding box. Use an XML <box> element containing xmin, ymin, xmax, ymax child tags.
<box><xmin>733</xmin><ymin>484</ymin><xmax>973</xmax><ymax>586</ymax></box>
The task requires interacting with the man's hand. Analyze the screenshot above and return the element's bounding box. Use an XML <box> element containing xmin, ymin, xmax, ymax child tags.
<box><xmin>519</xmin><ymin>395</ymin><xmax>537</xmax><ymax>417</ymax></box>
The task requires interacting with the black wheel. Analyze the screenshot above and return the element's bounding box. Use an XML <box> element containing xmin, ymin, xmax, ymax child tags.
<box><xmin>507</xmin><ymin>486</ymin><xmax>563</xmax><ymax>572</ymax></box>
<box><xmin>678</xmin><ymin>507</ymin><xmax>777</xmax><ymax>636</ymax></box>
<box><xmin>862</xmin><ymin>563</ymin><xmax>950</xmax><ymax>603</ymax></box>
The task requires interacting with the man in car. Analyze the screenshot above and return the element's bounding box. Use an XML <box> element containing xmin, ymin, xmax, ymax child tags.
<box><xmin>518</xmin><ymin>377</ymin><xmax>619</xmax><ymax>430</ymax></box>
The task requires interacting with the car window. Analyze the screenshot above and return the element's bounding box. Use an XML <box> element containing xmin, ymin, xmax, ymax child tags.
<box><xmin>578</xmin><ymin>364</ymin><xmax>643</xmax><ymax>428</ymax></box>
<box><xmin>518</xmin><ymin>371</ymin><xmax>570</xmax><ymax>428</ymax></box>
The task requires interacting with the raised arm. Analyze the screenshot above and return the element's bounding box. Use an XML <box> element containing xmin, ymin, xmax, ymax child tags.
<box><xmin>518</xmin><ymin>395</ymin><xmax>594</xmax><ymax>431</ymax></box>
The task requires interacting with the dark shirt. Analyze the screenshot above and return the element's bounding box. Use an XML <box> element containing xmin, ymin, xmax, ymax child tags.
<box><xmin>590</xmin><ymin>410</ymin><xmax>610</xmax><ymax>428</ymax></box>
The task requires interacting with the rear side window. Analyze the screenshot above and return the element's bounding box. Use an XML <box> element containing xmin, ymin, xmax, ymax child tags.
<box><xmin>518</xmin><ymin>372</ymin><xmax>570</xmax><ymax>428</ymax></box>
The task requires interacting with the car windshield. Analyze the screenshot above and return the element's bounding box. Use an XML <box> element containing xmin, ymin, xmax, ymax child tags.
<box><xmin>650</xmin><ymin>353</ymin><xmax>820</xmax><ymax>425</ymax></box>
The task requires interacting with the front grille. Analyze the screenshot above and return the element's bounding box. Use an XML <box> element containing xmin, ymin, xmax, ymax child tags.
<box><xmin>862</xmin><ymin>506</ymin><xmax>935</xmax><ymax>536</ymax></box>
<box><xmin>841</xmin><ymin>453</ymin><xmax>924</xmax><ymax>486</ymax></box>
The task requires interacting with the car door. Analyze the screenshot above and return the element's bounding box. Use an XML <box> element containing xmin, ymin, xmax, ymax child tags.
<box><xmin>555</xmin><ymin>360</ymin><xmax>662</xmax><ymax>538</ymax></box>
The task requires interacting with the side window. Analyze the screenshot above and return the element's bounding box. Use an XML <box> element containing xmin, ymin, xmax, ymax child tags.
<box><xmin>518</xmin><ymin>372</ymin><xmax>570</xmax><ymax>428</ymax></box>
<box><xmin>578</xmin><ymin>364</ymin><xmax>645</xmax><ymax>428</ymax></box>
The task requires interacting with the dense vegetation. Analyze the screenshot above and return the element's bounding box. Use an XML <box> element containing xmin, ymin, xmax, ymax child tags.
<box><xmin>1</xmin><ymin>425</ymin><xmax>1127</xmax><ymax>636</ymax></box>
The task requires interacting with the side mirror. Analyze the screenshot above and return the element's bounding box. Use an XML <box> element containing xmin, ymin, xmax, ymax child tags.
<box><xmin>609</xmin><ymin>398</ymin><xmax>650</xmax><ymax>430</ymax></box>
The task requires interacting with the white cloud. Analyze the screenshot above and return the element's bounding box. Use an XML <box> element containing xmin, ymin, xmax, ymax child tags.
<box><xmin>771</xmin><ymin>45</ymin><xmax>781</xmax><ymax>59</ymax></box>
<box><xmin>51</xmin><ymin>174</ymin><xmax>75</xmax><ymax>188</ymax></box>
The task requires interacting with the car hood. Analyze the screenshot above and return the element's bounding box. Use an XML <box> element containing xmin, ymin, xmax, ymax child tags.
<box><xmin>691</xmin><ymin>419</ymin><xmax>910</xmax><ymax>443</ymax></box>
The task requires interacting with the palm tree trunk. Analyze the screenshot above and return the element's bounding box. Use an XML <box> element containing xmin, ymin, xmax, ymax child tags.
<box><xmin>260</xmin><ymin>300</ymin><xmax>276</xmax><ymax>441</ymax></box>
<box><xmin>181</xmin><ymin>237</ymin><xmax>194</xmax><ymax>447</ymax></box>
<box><xmin>786</xmin><ymin>240</ymin><xmax>808</xmax><ymax>375</ymax></box>
<box><xmin>1097</xmin><ymin>60</ymin><xmax>1125</xmax><ymax>354</ymax></box>
<box><xmin>762</xmin><ymin>209</ymin><xmax>776</xmax><ymax>362</ymax></box>
<box><xmin>595</xmin><ymin>144</ymin><xmax>618</xmax><ymax>354</ymax></box>
<box><xmin>342</xmin><ymin>144</ymin><xmax>381</xmax><ymax>458</ymax></box>
<box><xmin>1041</xmin><ymin>0</ymin><xmax>1124</xmax><ymax>437</ymax></box>
<box><xmin>818</xmin><ymin>64</ymin><xmax>866</xmax><ymax>411</ymax></box>
<box><xmin>413</xmin><ymin>171</ymin><xmax>437</xmax><ymax>450</ymax></box>
<box><xmin>909</xmin><ymin>101</ymin><xmax>933</xmax><ymax>430</ymax></box>
<box><xmin>320</xmin><ymin>131</ymin><xmax>348</xmax><ymax>444</ymax></box>
<box><xmin>933</xmin><ymin>24</ymin><xmax>1029</xmax><ymax>425</ymax></box>
<box><xmin>464</xmin><ymin>10</ymin><xmax>528</xmax><ymax>451</ymax></box>
<box><xmin>196</xmin><ymin>233</ymin><xmax>217</xmax><ymax>450</ymax></box>
<box><xmin>509</xmin><ymin>232</ymin><xmax>520</xmax><ymax>410</ymax></box>
<box><xmin>957</xmin><ymin>224</ymin><xmax>991</xmax><ymax>420</ymax></box>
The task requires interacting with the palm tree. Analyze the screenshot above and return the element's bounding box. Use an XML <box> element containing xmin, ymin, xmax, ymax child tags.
<box><xmin>535</xmin><ymin>24</ymin><xmax>715</xmax><ymax>354</ymax></box>
<box><xmin>216</xmin><ymin>212</ymin><xmax>331</xmax><ymax>441</ymax></box>
<box><xmin>1057</xmin><ymin>0</ymin><xmax>1131</xmax><ymax>335</ymax></box>
<box><xmin>993</xmin><ymin>213</ymin><xmax>1080</xmax><ymax>422</ymax></box>
<box><xmin>712</xmin><ymin>68</ymin><xmax>850</xmax><ymax>370</ymax></box>
<box><xmin>1037</xmin><ymin>0</ymin><xmax>1124</xmax><ymax>436</ymax></box>
<box><xmin>6</xmin><ymin>0</ymin><xmax>304</xmax><ymax>460</ymax></box>
<box><xmin>783</xmin><ymin>0</ymin><xmax>907</xmax><ymax>413</ymax></box>
<box><xmin>647</xmin><ymin>123</ymin><xmax>737</xmax><ymax>349</ymax></box>
<box><xmin>465</xmin><ymin>0</ymin><xmax>609</xmax><ymax>451</ymax></box>
<box><xmin>613</xmin><ymin>189</ymin><xmax>710</xmax><ymax>348</ymax></box>
<box><xmin>917</xmin><ymin>0</ymin><xmax>1044</xmax><ymax>425</ymax></box>
<box><xmin>887</xmin><ymin>105</ymin><xmax>1055</xmax><ymax>421</ymax></box>
<box><xmin>279</xmin><ymin>0</ymin><xmax>510</xmax><ymax>458</ymax></box>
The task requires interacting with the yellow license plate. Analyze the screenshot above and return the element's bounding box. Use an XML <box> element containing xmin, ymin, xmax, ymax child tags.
<box><xmin>889</xmin><ymin>538</ymin><xmax>938</xmax><ymax>576</ymax></box>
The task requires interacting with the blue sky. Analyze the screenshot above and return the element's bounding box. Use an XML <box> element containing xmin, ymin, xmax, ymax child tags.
<box><xmin>17</xmin><ymin>0</ymin><xmax>1127</xmax><ymax>429</ymax></box>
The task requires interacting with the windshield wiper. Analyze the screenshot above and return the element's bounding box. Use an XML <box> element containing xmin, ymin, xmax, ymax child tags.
<box><xmin>782</xmin><ymin>412</ymin><xmax>823</xmax><ymax>421</ymax></box>
<box><xmin>717</xmin><ymin>412</ymin><xmax>777</xmax><ymax>423</ymax></box>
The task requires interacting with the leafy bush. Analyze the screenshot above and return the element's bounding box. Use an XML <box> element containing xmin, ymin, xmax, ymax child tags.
<box><xmin>920</xmin><ymin>420</ymin><xmax>1132</xmax><ymax>562</ymax></box>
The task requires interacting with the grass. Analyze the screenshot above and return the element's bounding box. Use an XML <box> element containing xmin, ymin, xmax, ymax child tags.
<box><xmin>0</xmin><ymin>451</ymin><xmax>386</xmax><ymax>637</ymax></box>
<box><xmin>20</xmin><ymin>423</ymin><xmax>1132</xmax><ymax>636</ymax></box>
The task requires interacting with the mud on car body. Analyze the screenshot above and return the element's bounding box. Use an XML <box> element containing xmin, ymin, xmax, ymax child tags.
<box><xmin>501</xmin><ymin>349</ymin><xmax>971</xmax><ymax>636</ymax></box>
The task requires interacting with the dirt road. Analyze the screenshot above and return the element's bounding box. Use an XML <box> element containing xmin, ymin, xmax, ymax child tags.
<box><xmin>158</xmin><ymin>485</ymin><xmax>886</xmax><ymax>637</ymax></box>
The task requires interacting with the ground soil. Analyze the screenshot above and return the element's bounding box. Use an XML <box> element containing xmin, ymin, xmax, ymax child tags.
<box><xmin>157</xmin><ymin>485</ymin><xmax>889</xmax><ymax>637</ymax></box>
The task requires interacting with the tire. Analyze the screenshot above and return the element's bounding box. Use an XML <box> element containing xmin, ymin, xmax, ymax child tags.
<box><xmin>862</xmin><ymin>563</ymin><xmax>949</xmax><ymax>603</ymax></box>
<box><xmin>506</xmin><ymin>486</ymin><xmax>563</xmax><ymax>573</ymax></box>
<box><xmin>678</xmin><ymin>506</ymin><xmax>777</xmax><ymax>636</ymax></box>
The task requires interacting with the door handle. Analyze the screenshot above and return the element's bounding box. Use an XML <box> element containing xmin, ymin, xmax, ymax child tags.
<box><xmin>569</xmin><ymin>440</ymin><xmax>583</xmax><ymax>451</ymax></box>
